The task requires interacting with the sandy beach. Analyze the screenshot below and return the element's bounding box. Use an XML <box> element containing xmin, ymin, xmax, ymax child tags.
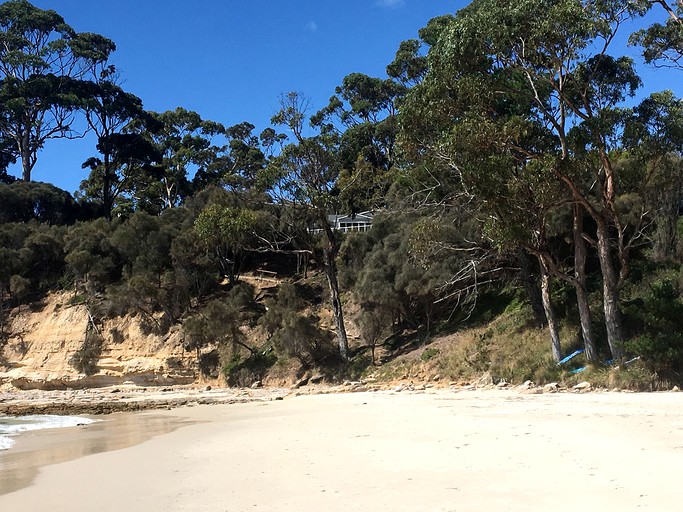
<box><xmin>1</xmin><ymin>388</ymin><xmax>682</xmax><ymax>511</ymax></box>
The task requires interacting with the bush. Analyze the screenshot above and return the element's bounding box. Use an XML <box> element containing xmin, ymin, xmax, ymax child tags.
<box><xmin>623</xmin><ymin>278</ymin><xmax>683</xmax><ymax>374</ymax></box>
<box><xmin>259</xmin><ymin>283</ymin><xmax>337</xmax><ymax>367</ymax></box>
<box><xmin>420</xmin><ymin>347</ymin><xmax>440</xmax><ymax>362</ymax></box>
<box><xmin>223</xmin><ymin>350</ymin><xmax>277</xmax><ymax>387</ymax></box>
<box><xmin>70</xmin><ymin>328</ymin><xmax>104</xmax><ymax>376</ymax></box>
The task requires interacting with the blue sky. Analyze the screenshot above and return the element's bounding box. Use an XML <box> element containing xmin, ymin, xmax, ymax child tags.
<box><xmin>12</xmin><ymin>0</ymin><xmax>460</xmax><ymax>192</ymax></box>
<box><xmin>7</xmin><ymin>1</ymin><xmax>682</xmax><ymax>193</ymax></box>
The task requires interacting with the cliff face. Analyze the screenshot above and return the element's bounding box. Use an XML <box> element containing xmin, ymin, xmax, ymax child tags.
<box><xmin>1</xmin><ymin>293</ymin><xmax>196</xmax><ymax>390</ymax></box>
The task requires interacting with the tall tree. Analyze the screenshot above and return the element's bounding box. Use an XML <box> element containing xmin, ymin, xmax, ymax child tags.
<box><xmin>630</xmin><ymin>0</ymin><xmax>683</xmax><ymax>68</ymax></box>
<box><xmin>623</xmin><ymin>91</ymin><xmax>683</xmax><ymax>261</ymax></box>
<box><xmin>79</xmin><ymin>76</ymin><xmax>148</xmax><ymax>217</ymax></box>
<box><xmin>266</xmin><ymin>92</ymin><xmax>350</xmax><ymax>361</ymax></box>
<box><xmin>79</xmin><ymin>129</ymin><xmax>162</xmax><ymax>218</ymax></box>
<box><xmin>312</xmin><ymin>72</ymin><xmax>405</xmax><ymax>213</ymax></box>
<box><xmin>194</xmin><ymin>203</ymin><xmax>262</xmax><ymax>285</ymax></box>
<box><xmin>139</xmin><ymin>108</ymin><xmax>225</xmax><ymax>210</ymax></box>
<box><xmin>0</xmin><ymin>0</ymin><xmax>115</xmax><ymax>181</ymax></box>
<box><xmin>401</xmin><ymin>0</ymin><xmax>645</xmax><ymax>361</ymax></box>
<box><xmin>193</xmin><ymin>121</ymin><xmax>268</xmax><ymax>194</ymax></box>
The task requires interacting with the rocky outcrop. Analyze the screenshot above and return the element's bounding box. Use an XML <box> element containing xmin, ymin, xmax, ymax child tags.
<box><xmin>1</xmin><ymin>293</ymin><xmax>197</xmax><ymax>390</ymax></box>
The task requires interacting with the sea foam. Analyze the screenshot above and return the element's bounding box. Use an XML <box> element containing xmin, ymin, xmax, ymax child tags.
<box><xmin>0</xmin><ymin>434</ymin><xmax>14</xmax><ymax>450</ymax></box>
<box><xmin>0</xmin><ymin>414</ymin><xmax>98</xmax><ymax>451</ymax></box>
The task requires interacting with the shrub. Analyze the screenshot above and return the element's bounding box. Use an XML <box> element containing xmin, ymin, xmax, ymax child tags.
<box><xmin>624</xmin><ymin>278</ymin><xmax>683</xmax><ymax>374</ymax></box>
<box><xmin>70</xmin><ymin>328</ymin><xmax>104</xmax><ymax>376</ymax></box>
<box><xmin>223</xmin><ymin>350</ymin><xmax>277</xmax><ymax>387</ymax></box>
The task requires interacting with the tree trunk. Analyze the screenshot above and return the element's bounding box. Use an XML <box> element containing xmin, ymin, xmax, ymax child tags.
<box><xmin>323</xmin><ymin>245</ymin><xmax>349</xmax><ymax>362</ymax></box>
<box><xmin>20</xmin><ymin>131</ymin><xmax>32</xmax><ymax>182</ymax></box>
<box><xmin>517</xmin><ymin>248</ymin><xmax>546</xmax><ymax>328</ymax></box>
<box><xmin>103</xmin><ymin>153</ymin><xmax>113</xmax><ymax>219</ymax></box>
<box><xmin>595</xmin><ymin>220</ymin><xmax>625</xmax><ymax>361</ymax></box>
<box><xmin>539</xmin><ymin>257</ymin><xmax>562</xmax><ymax>363</ymax></box>
<box><xmin>573</xmin><ymin>205</ymin><xmax>598</xmax><ymax>363</ymax></box>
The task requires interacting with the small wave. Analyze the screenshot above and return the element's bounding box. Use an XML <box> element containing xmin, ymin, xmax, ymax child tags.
<box><xmin>0</xmin><ymin>434</ymin><xmax>15</xmax><ymax>451</ymax></box>
<box><xmin>0</xmin><ymin>415</ymin><xmax>98</xmax><ymax>450</ymax></box>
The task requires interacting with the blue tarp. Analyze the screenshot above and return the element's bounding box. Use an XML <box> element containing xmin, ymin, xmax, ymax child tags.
<box><xmin>558</xmin><ymin>349</ymin><xmax>585</xmax><ymax>365</ymax></box>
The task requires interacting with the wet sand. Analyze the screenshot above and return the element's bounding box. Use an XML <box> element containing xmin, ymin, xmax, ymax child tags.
<box><xmin>1</xmin><ymin>389</ymin><xmax>682</xmax><ymax>511</ymax></box>
<box><xmin>0</xmin><ymin>411</ymin><xmax>193</xmax><ymax>495</ymax></box>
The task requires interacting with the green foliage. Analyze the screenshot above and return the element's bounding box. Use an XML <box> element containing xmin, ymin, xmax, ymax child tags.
<box><xmin>64</xmin><ymin>218</ymin><xmax>119</xmax><ymax>292</ymax></box>
<box><xmin>194</xmin><ymin>203</ymin><xmax>263</xmax><ymax>283</ymax></box>
<box><xmin>420</xmin><ymin>347</ymin><xmax>439</xmax><ymax>362</ymax></box>
<box><xmin>259</xmin><ymin>283</ymin><xmax>336</xmax><ymax>367</ymax></box>
<box><xmin>630</xmin><ymin>1</ymin><xmax>683</xmax><ymax>68</ymax></box>
<box><xmin>223</xmin><ymin>350</ymin><xmax>276</xmax><ymax>387</ymax></box>
<box><xmin>70</xmin><ymin>327</ymin><xmax>104</xmax><ymax>376</ymax></box>
<box><xmin>0</xmin><ymin>0</ymin><xmax>116</xmax><ymax>181</ymax></box>
<box><xmin>0</xmin><ymin>181</ymin><xmax>80</xmax><ymax>224</ymax></box>
<box><xmin>183</xmin><ymin>284</ymin><xmax>258</xmax><ymax>377</ymax></box>
<box><xmin>624</xmin><ymin>278</ymin><xmax>683</xmax><ymax>372</ymax></box>
<box><xmin>2</xmin><ymin>0</ymin><xmax>683</xmax><ymax>386</ymax></box>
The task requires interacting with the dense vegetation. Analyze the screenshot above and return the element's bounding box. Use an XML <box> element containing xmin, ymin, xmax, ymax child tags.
<box><xmin>1</xmin><ymin>0</ymin><xmax>683</xmax><ymax>386</ymax></box>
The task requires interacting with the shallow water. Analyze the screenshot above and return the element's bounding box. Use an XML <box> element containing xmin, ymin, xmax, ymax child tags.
<box><xmin>0</xmin><ymin>411</ymin><xmax>191</xmax><ymax>495</ymax></box>
<box><xmin>0</xmin><ymin>414</ymin><xmax>98</xmax><ymax>451</ymax></box>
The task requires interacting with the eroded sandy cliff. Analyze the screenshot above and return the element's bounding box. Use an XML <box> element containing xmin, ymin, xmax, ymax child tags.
<box><xmin>1</xmin><ymin>293</ymin><xmax>196</xmax><ymax>390</ymax></box>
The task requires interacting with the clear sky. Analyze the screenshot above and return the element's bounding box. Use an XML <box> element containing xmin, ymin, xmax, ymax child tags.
<box><xmin>10</xmin><ymin>0</ymin><xmax>461</xmax><ymax>192</ymax></box>
<box><xmin>6</xmin><ymin>1</ymin><xmax>681</xmax><ymax>193</ymax></box>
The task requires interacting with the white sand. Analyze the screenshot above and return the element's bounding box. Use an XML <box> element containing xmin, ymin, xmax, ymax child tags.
<box><xmin>1</xmin><ymin>389</ymin><xmax>682</xmax><ymax>511</ymax></box>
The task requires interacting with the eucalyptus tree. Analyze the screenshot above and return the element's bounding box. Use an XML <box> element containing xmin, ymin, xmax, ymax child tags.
<box><xmin>192</xmin><ymin>121</ymin><xmax>268</xmax><ymax>194</ymax></box>
<box><xmin>386</xmin><ymin>14</ymin><xmax>455</xmax><ymax>87</ymax></box>
<box><xmin>623</xmin><ymin>91</ymin><xmax>683</xmax><ymax>261</ymax></box>
<box><xmin>401</xmin><ymin>0</ymin><xmax>649</xmax><ymax>361</ymax></box>
<box><xmin>79</xmin><ymin>129</ymin><xmax>162</xmax><ymax>218</ymax></box>
<box><xmin>194</xmin><ymin>203</ymin><xmax>262</xmax><ymax>285</ymax></box>
<box><xmin>0</xmin><ymin>0</ymin><xmax>115</xmax><ymax>181</ymax></box>
<box><xmin>312</xmin><ymin>73</ymin><xmax>405</xmax><ymax>213</ymax></box>
<box><xmin>630</xmin><ymin>0</ymin><xmax>683</xmax><ymax>68</ymax></box>
<box><xmin>140</xmin><ymin>108</ymin><xmax>225</xmax><ymax>210</ymax></box>
<box><xmin>265</xmin><ymin>92</ymin><xmax>350</xmax><ymax>361</ymax></box>
<box><xmin>79</xmin><ymin>77</ymin><xmax>149</xmax><ymax>217</ymax></box>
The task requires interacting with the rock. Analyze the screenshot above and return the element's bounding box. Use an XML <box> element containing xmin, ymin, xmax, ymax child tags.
<box><xmin>291</xmin><ymin>376</ymin><xmax>309</xmax><ymax>389</ymax></box>
<box><xmin>309</xmin><ymin>374</ymin><xmax>324</xmax><ymax>384</ymax></box>
<box><xmin>250</xmin><ymin>381</ymin><xmax>262</xmax><ymax>389</ymax></box>
<box><xmin>110</xmin><ymin>388</ymin><xmax>121</xmax><ymax>393</ymax></box>
<box><xmin>572</xmin><ymin>381</ymin><xmax>591</xmax><ymax>391</ymax></box>
<box><xmin>518</xmin><ymin>380</ymin><xmax>534</xmax><ymax>390</ymax></box>
<box><xmin>543</xmin><ymin>382</ymin><xmax>559</xmax><ymax>392</ymax></box>
<box><xmin>475</xmin><ymin>373</ymin><xmax>494</xmax><ymax>386</ymax></box>
<box><xmin>672</xmin><ymin>386</ymin><xmax>680</xmax><ymax>392</ymax></box>
<box><xmin>392</xmin><ymin>384</ymin><xmax>405</xmax><ymax>393</ymax></box>
<box><xmin>344</xmin><ymin>380</ymin><xmax>362</xmax><ymax>387</ymax></box>
<box><xmin>521</xmin><ymin>387</ymin><xmax>543</xmax><ymax>394</ymax></box>
<box><xmin>432</xmin><ymin>375</ymin><xmax>441</xmax><ymax>382</ymax></box>
<box><xmin>496</xmin><ymin>380</ymin><xmax>508</xmax><ymax>388</ymax></box>
<box><xmin>205</xmin><ymin>385</ymin><xmax>212</xmax><ymax>391</ymax></box>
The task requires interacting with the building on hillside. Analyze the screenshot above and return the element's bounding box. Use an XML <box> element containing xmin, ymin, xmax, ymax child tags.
<box><xmin>309</xmin><ymin>211</ymin><xmax>374</xmax><ymax>234</ymax></box>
